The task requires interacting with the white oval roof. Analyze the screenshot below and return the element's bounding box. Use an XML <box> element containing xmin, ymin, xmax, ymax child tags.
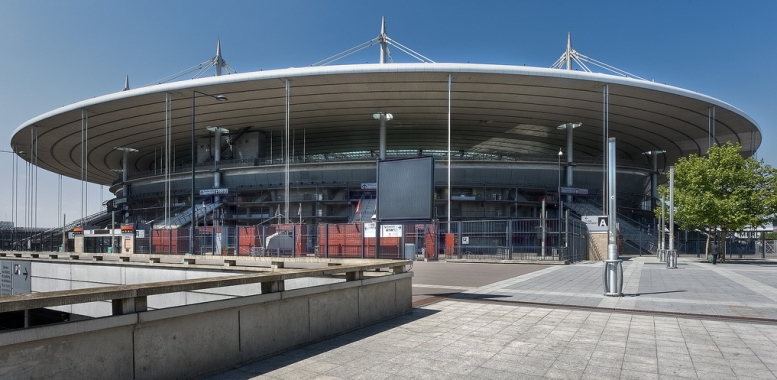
<box><xmin>10</xmin><ymin>63</ymin><xmax>761</xmax><ymax>185</ymax></box>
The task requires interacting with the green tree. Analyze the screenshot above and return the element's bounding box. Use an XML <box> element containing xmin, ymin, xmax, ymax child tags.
<box><xmin>656</xmin><ymin>142</ymin><xmax>777</xmax><ymax>262</ymax></box>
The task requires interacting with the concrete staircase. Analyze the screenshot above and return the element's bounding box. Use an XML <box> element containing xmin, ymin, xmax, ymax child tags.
<box><xmin>565</xmin><ymin>199</ymin><xmax>656</xmax><ymax>255</ymax></box>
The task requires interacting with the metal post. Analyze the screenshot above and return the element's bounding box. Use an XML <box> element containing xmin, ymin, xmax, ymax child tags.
<box><xmin>667</xmin><ymin>166</ymin><xmax>677</xmax><ymax>268</ymax></box>
<box><xmin>285</xmin><ymin>80</ymin><xmax>290</xmax><ymax>224</ymax></box>
<box><xmin>541</xmin><ymin>198</ymin><xmax>546</xmax><ymax>257</ymax></box>
<box><xmin>659</xmin><ymin>194</ymin><xmax>665</xmax><ymax>261</ymax></box>
<box><xmin>447</xmin><ymin>74</ymin><xmax>451</xmax><ymax>229</ymax></box>
<box><xmin>190</xmin><ymin>91</ymin><xmax>196</xmax><ymax>255</ymax></box>
<box><xmin>604</xmin><ymin>137</ymin><xmax>623</xmax><ymax>296</ymax></box>
<box><xmin>602</xmin><ymin>84</ymin><xmax>609</xmax><ymax>213</ymax></box>
<box><xmin>379</xmin><ymin>115</ymin><xmax>387</xmax><ymax>160</ymax></box>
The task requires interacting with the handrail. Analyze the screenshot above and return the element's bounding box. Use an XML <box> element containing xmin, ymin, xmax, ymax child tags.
<box><xmin>0</xmin><ymin>256</ymin><xmax>409</xmax><ymax>314</ymax></box>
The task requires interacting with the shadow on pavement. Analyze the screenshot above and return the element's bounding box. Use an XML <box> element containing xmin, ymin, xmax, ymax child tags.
<box><xmin>204</xmin><ymin>308</ymin><xmax>441</xmax><ymax>380</ymax></box>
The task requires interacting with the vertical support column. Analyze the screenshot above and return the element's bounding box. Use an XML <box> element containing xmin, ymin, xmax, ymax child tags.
<box><xmin>602</xmin><ymin>85</ymin><xmax>609</xmax><ymax>213</ymax></box>
<box><xmin>379</xmin><ymin>115</ymin><xmax>387</xmax><ymax>160</ymax></box>
<box><xmin>447</xmin><ymin>74</ymin><xmax>452</xmax><ymax>228</ymax></box>
<box><xmin>650</xmin><ymin>151</ymin><xmax>659</xmax><ymax>212</ymax></box>
<box><xmin>507</xmin><ymin>220</ymin><xmax>513</xmax><ymax>260</ymax></box>
<box><xmin>667</xmin><ymin>166</ymin><xmax>677</xmax><ymax>268</ymax></box>
<box><xmin>604</xmin><ymin>137</ymin><xmax>623</xmax><ymax>296</ymax></box>
<box><xmin>122</xmin><ymin>149</ymin><xmax>129</xmax><ymax>197</ymax></box>
<box><xmin>659</xmin><ymin>194</ymin><xmax>665</xmax><ymax>261</ymax></box>
<box><xmin>214</xmin><ymin>127</ymin><xmax>223</xmax><ymax>203</ymax></box>
<box><xmin>565</xmin><ymin>123</ymin><xmax>575</xmax><ymax>203</ymax></box>
<box><xmin>541</xmin><ymin>198</ymin><xmax>546</xmax><ymax>257</ymax></box>
<box><xmin>285</xmin><ymin>79</ymin><xmax>290</xmax><ymax>224</ymax></box>
<box><xmin>190</xmin><ymin>91</ymin><xmax>197</xmax><ymax>255</ymax></box>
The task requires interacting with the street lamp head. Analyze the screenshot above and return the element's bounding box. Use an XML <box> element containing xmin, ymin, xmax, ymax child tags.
<box><xmin>372</xmin><ymin>112</ymin><xmax>393</xmax><ymax>121</ymax></box>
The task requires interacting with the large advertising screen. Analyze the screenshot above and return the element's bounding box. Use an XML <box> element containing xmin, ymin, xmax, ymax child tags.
<box><xmin>377</xmin><ymin>156</ymin><xmax>434</xmax><ymax>221</ymax></box>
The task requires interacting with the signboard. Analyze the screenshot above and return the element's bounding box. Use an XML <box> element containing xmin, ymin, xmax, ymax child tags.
<box><xmin>1</xmin><ymin>261</ymin><xmax>11</xmax><ymax>296</ymax></box>
<box><xmin>1</xmin><ymin>260</ymin><xmax>31</xmax><ymax>295</ymax></box>
<box><xmin>199</xmin><ymin>188</ymin><xmax>229</xmax><ymax>196</ymax></box>
<box><xmin>364</xmin><ymin>222</ymin><xmax>376</xmax><ymax>238</ymax></box>
<box><xmin>381</xmin><ymin>225</ymin><xmax>403</xmax><ymax>238</ymax></box>
<box><xmin>12</xmin><ymin>261</ymin><xmax>31</xmax><ymax>295</ymax></box>
<box><xmin>360</xmin><ymin>182</ymin><xmax>377</xmax><ymax>190</ymax></box>
<box><xmin>560</xmin><ymin>187</ymin><xmax>589</xmax><ymax>195</ymax></box>
<box><xmin>365</xmin><ymin>223</ymin><xmax>403</xmax><ymax>238</ymax></box>
<box><xmin>582</xmin><ymin>215</ymin><xmax>609</xmax><ymax>232</ymax></box>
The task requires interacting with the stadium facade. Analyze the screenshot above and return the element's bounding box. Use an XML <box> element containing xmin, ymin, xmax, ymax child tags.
<box><xmin>7</xmin><ymin>25</ymin><xmax>761</xmax><ymax>256</ymax></box>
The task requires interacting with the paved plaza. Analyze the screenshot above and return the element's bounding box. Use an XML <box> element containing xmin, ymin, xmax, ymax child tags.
<box><xmin>206</xmin><ymin>256</ymin><xmax>777</xmax><ymax>379</ymax></box>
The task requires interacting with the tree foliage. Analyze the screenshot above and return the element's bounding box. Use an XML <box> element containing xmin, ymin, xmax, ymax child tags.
<box><xmin>657</xmin><ymin>142</ymin><xmax>777</xmax><ymax>259</ymax></box>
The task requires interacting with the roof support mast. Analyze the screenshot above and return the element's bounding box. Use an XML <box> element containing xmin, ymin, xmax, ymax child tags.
<box><xmin>215</xmin><ymin>40</ymin><xmax>224</xmax><ymax>76</ymax></box>
<box><xmin>566</xmin><ymin>32</ymin><xmax>572</xmax><ymax>70</ymax></box>
<box><xmin>379</xmin><ymin>17</ymin><xmax>388</xmax><ymax>64</ymax></box>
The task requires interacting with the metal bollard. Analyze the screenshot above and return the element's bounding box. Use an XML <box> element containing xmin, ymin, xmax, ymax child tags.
<box><xmin>603</xmin><ymin>259</ymin><xmax>623</xmax><ymax>296</ymax></box>
<box><xmin>666</xmin><ymin>249</ymin><xmax>677</xmax><ymax>269</ymax></box>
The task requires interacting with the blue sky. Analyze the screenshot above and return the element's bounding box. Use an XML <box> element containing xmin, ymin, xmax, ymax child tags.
<box><xmin>1</xmin><ymin>0</ymin><xmax>776</xmax><ymax>227</ymax></box>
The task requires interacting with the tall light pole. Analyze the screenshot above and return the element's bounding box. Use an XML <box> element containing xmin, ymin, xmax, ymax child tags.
<box><xmin>558</xmin><ymin>148</ymin><xmax>563</xmax><ymax>251</ymax></box>
<box><xmin>191</xmin><ymin>90</ymin><xmax>228</xmax><ymax>255</ymax></box>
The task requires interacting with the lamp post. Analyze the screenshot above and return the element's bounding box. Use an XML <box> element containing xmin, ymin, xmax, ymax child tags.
<box><xmin>558</xmin><ymin>148</ymin><xmax>563</xmax><ymax>252</ymax></box>
<box><xmin>191</xmin><ymin>90</ymin><xmax>228</xmax><ymax>255</ymax></box>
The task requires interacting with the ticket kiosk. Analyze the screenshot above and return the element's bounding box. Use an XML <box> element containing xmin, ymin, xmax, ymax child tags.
<box><xmin>121</xmin><ymin>224</ymin><xmax>135</xmax><ymax>254</ymax></box>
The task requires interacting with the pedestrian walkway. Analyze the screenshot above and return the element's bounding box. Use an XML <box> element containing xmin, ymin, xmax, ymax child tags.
<box><xmin>206</xmin><ymin>256</ymin><xmax>777</xmax><ymax>379</ymax></box>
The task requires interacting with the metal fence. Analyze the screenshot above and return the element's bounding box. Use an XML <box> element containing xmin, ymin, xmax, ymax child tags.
<box><xmin>437</xmin><ymin>215</ymin><xmax>587</xmax><ymax>262</ymax></box>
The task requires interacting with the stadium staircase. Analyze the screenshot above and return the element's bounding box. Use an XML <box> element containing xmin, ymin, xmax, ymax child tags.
<box><xmin>349</xmin><ymin>196</ymin><xmax>376</xmax><ymax>223</ymax></box>
<box><xmin>565</xmin><ymin>198</ymin><xmax>656</xmax><ymax>255</ymax></box>
<box><xmin>154</xmin><ymin>202</ymin><xmax>221</xmax><ymax>229</ymax></box>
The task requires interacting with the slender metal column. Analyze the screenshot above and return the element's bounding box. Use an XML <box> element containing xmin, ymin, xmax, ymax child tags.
<box><xmin>447</xmin><ymin>74</ymin><xmax>451</xmax><ymax>227</ymax></box>
<box><xmin>602</xmin><ymin>85</ymin><xmax>609</xmax><ymax>212</ymax></box>
<box><xmin>379</xmin><ymin>116</ymin><xmax>387</xmax><ymax>160</ymax></box>
<box><xmin>669</xmin><ymin>167</ymin><xmax>675</xmax><ymax>251</ymax></box>
<box><xmin>603</xmin><ymin>137</ymin><xmax>623</xmax><ymax>296</ymax></box>
<box><xmin>541</xmin><ymin>198</ymin><xmax>546</xmax><ymax>257</ymax></box>
<box><xmin>608</xmin><ymin>138</ymin><xmax>617</xmax><ymax>259</ymax></box>
<box><xmin>285</xmin><ymin>79</ymin><xmax>290</xmax><ymax>224</ymax></box>
<box><xmin>650</xmin><ymin>152</ymin><xmax>659</xmax><ymax>210</ymax></box>
<box><xmin>191</xmin><ymin>93</ymin><xmax>196</xmax><ymax>254</ymax></box>
<box><xmin>667</xmin><ymin>166</ymin><xmax>677</xmax><ymax>268</ymax></box>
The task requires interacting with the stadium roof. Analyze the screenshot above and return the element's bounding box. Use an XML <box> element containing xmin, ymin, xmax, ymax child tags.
<box><xmin>10</xmin><ymin>63</ymin><xmax>761</xmax><ymax>186</ymax></box>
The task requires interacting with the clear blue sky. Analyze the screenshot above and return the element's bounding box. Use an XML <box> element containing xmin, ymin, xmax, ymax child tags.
<box><xmin>1</xmin><ymin>0</ymin><xmax>776</xmax><ymax>227</ymax></box>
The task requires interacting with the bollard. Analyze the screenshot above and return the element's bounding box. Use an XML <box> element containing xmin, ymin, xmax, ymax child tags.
<box><xmin>603</xmin><ymin>259</ymin><xmax>623</xmax><ymax>296</ymax></box>
<box><xmin>603</xmin><ymin>244</ymin><xmax>623</xmax><ymax>297</ymax></box>
<box><xmin>666</xmin><ymin>249</ymin><xmax>677</xmax><ymax>269</ymax></box>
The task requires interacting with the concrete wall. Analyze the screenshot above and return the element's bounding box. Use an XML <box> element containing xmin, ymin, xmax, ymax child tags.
<box><xmin>588</xmin><ymin>232</ymin><xmax>607</xmax><ymax>260</ymax></box>
<box><xmin>30</xmin><ymin>261</ymin><xmax>342</xmax><ymax>317</ymax></box>
<box><xmin>0</xmin><ymin>272</ymin><xmax>412</xmax><ymax>380</ymax></box>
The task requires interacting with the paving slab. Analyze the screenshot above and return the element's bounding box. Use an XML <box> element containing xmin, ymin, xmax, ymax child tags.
<box><xmin>205</xmin><ymin>256</ymin><xmax>777</xmax><ymax>379</ymax></box>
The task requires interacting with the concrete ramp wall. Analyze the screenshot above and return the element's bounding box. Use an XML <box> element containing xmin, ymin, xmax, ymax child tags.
<box><xmin>0</xmin><ymin>273</ymin><xmax>412</xmax><ymax>380</ymax></box>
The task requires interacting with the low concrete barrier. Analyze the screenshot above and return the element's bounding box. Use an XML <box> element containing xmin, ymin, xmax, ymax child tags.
<box><xmin>0</xmin><ymin>264</ymin><xmax>412</xmax><ymax>379</ymax></box>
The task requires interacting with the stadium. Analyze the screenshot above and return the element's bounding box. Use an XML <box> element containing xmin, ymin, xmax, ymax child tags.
<box><xmin>7</xmin><ymin>23</ymin><xmax>761</xmax><ymax>258</ymax></box>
